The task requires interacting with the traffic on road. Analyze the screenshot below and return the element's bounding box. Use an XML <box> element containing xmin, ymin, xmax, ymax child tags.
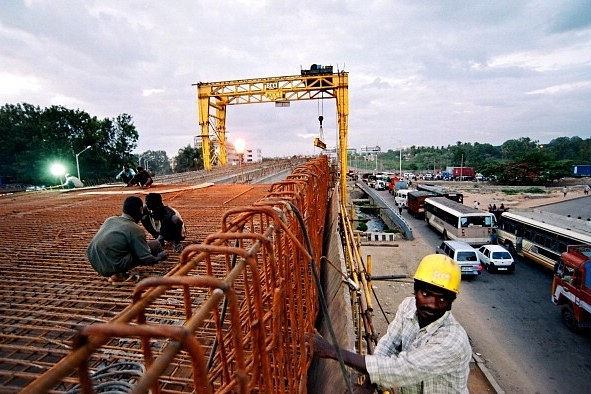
<box><xmin>371</xmin><ymin>187</ymin><xmax>591</xmax><ymax>394</ymax></box>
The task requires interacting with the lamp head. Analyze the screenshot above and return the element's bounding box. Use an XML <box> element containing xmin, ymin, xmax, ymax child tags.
<box><xmin>234</xmin><ymin>138</ymin><xmax>245</xmax><ymax>154</ymax></box>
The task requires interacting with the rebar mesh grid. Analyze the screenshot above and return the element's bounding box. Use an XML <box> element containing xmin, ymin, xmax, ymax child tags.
<box><xmin>1</xmin><ymin>157</ymin><xmax>331</xmax><ymax>393</ymax></box>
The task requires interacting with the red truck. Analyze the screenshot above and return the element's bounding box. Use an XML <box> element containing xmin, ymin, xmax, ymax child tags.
<box><xmin>445</xmin><ymin>166</ymin><xmax>476</xmax><ymax>181</ymax></box>
<box><xmin>406</xmin><ymin>191</ymin><xmax>434</xmax><ymax>218</ymax></box>
<box><xmin>387</xmin><ymin>177</ymin><xmax>408</xmax><ymax>194</ymax></box>
<box><xmin>551</xmin><ymin>245</ymin><xmax>591</xmax><ymax>333</ymax></box>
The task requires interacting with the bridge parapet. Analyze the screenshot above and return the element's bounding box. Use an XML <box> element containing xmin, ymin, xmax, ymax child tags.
<box><xmin>364</xmin><ymin>231</ymin><xmax>402</xmax><ymax>242</ymax></box>
<box><xmin>355</xmin><ymin>182</ymin><xmax>414</xmax><ymax>240</ymax></box>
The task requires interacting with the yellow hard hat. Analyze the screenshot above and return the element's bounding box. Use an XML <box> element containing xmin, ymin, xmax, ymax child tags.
<box><xmin>414</xmin><ymin>254</ymin><xmax>461</xmax><ymax>294</ymax></box>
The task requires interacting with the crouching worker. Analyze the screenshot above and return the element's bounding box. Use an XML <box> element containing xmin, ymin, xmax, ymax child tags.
<box><xmin>141</xmin><ymin>193</ymin><xmax>186</xmax><ymax>252</ymax></box>
<box><xmin>312</xmin><ymin>254</ymin><xmax>471</xmax><ymax>393</ymax></box>
<box><xmin>86</xmin><ymin>196</ymin><xmax>168</xmax><ymax>283</ymax></box>
<box><xmin>127</xmin><ymin>166</ymin><xmax>153</xmax><ymax>188</ymax></box>
<box><xmin>115</xmin><ymin>164</ymin><xmax>136</xmax><ymax>184</ymax></box>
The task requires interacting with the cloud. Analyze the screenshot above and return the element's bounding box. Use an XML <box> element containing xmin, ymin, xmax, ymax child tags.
<box><xmin>487</xmin><ymin>42</ymin><xmax>591</xmax><ymax>72</ymax></box>
<box><xmin>526</xmin><ymin>81</ymin><xmax>591</xmax><ymax>95</ymax></box>
<box><xmin>0</xmin><ymin>1</ymin><xmax>589</xmax><ymax>158</ymax></box>
<box><xmin>297</xmin><ymin>133</ymin><xmax>318</xmax><ymax>139</ymax></box>
<box><xmin>142</xmin><ymin>88</ymin><xmax>165</xmax><ymax>97</ymax></box>
<box><xmin>0</xmin><ymin>72</ymin><xmax>42</xmax><ymax>95</ymax></box>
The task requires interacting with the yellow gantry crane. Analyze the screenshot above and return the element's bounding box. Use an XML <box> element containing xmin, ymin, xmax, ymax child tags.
<box><xmin>195</xmin><ymin>65</ymin><xmax>349</xmax><ymax>204</ymax></box>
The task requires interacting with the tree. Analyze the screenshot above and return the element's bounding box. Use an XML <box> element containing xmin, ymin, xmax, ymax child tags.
<box><xmin>0</xmin><ymin>103</ymin><xmax>140</xmax><ymax>185</ymax></box>
<box><xmin>134</xmin><ymin>150</ymin><xmax>171</xmax><ymax>175</ymax></box>
<box><xmin>173</xmin><ymin>145</ymin><xmax>203</xmax><ymax>172</ymax></box>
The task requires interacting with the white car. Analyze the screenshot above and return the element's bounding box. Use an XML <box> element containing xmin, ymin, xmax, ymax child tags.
<box><xmin>477</xmin><ymin>244</ymin><xmax>515</xmax><ymax>273</ymax></box>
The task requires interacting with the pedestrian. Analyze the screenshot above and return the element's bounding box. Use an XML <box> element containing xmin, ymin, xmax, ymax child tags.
<box><xmin>473</xmin><ymin>200</ymin><xmax>480</xmax><ymax>210</ymax></box>
<box><xmin>312</xmin><ymin>254</ymin><xmax>471</xmax><ymax>393</ymax></box>
<box><xmin>141</xmin><ymin>193</ymin><xmax>186</xmax><ymax>252</ymax></box>
<box><xmin>86</xmin><ymin>196</ymin><xmax>167</xmax><ymax>283</ymax></box>
<box><xmin>398</xmin><ymin>203</ymin><xmax>403</xmax><ymax>215</ymax></box>
<box><xmin>127</xmin><ymin>166</ymin><xmax>153</xmax><ymax>188</ymax></box>
<box><xmin>115</xmin><ymin>164</ymin><xmax>136</xmax><ymax>184</ymax></box>
<box><xmin>562</xmin><ymin>186</ymin><xmax>568</xmax><ymax>197</ymax></box>
<box><xmin>585</xmin><ymin>184</ymin><xmax>590</xmax><ymax>195</ymax></box>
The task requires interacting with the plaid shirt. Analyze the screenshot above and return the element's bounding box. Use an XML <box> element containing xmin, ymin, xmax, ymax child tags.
<box><xmin>365</xmin><ymin>297</ymin><xmax>471</xmax><ymax>393</ymax></box>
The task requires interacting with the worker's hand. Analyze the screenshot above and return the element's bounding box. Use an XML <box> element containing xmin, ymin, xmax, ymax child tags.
<box><xmin>157</xmin><ymin>251</ymin><xmax>168</xmax><ymax>261</ymax></box>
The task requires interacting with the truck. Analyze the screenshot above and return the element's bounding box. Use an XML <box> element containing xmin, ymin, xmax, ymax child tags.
<box><xmin>572</xmin><ymin>165</ymin><xmax>591</xmax><ymax>177</ymax></box>
<box><xmin>551</xmin><ymin>245</ymin><xmax>591</xmax><ymax>333</ymax></box>
<box><xmin>416</xmin><ymin>184</ymin><xmax>464</xmax><ymax>204</ymax></box>
<box><xmin>445</xmin><ymin>166</ymin><xmax>476</xmax><ymax>181</ymax></box>
<box><xmin>406</xmin><ymin>191</ymin><xmax>435</xmax><ymax>218</ymax></box>
<box><xmin>387</xmin><ymin>177</ymin><xmax>408</xmax><ymax>194</ymax></box>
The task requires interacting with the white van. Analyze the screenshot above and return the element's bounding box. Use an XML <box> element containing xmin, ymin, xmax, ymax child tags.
<box><xmin>435</xmin><ymin>240</ymin><xmax>483</xmax><ymax>277</ymax></box>
<box><xmin>394</xmin><ymin>189</ymin><xmax>412</xmax><ymax>207</ymax></box>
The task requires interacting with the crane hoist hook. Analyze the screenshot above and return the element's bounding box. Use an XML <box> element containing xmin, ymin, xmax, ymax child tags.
<box><xmin>318</xmin><ymin>115</ymin><xmax>324</xmax><ymax>127</ymax></box>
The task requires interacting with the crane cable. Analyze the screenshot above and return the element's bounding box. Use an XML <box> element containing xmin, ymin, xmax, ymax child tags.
<box><xmin>318</xmin><ymin>94</ymin><xmax>324</xmax><ymax>142</ymax></box>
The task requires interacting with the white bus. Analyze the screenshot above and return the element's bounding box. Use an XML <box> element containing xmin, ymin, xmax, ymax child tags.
<box><xmin>424</xmin><ymin>197</ymin><xmax>496</xmax><ymax>245</ymax></box>
<box><xmin>497</xmin><ymin>210</ymin><xmax>591</xmax><ymax>270</ymax></box>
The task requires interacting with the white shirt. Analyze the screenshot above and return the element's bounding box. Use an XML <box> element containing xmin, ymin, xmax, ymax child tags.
<box><xmin>365</xmin><ymin>296</ymin><xmax>471</xmax><ymax>393</ymax></box>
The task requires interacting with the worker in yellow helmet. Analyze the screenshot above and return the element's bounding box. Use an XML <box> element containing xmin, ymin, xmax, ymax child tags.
<box><xmin>313</xmin><ymin>254</ymin><xmax>471</xmax><ymax>393</ymax></box>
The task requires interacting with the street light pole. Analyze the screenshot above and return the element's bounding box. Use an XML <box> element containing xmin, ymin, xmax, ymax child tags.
<box><xmin>234</xmin><ymin>138</ymin><xmax>246</xmax><ymax>183</ymax></box>
<box><xmin>392</xmin><ymin>138</ymin><xmax>403</xmax><ymax>177</ymax></box>
<box><xmin>75</xmin><ymin>145</ymin><xmax>92</xmax><ymax>180</ymax></box>
<box><xmin>399</xmin><ymin>145</ymin><xmax>402</xmax><ymax>176</ymax></box>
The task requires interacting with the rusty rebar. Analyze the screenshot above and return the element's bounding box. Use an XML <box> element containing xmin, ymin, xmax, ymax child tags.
<box><xmin>12</xmin><ymin>156</ymin><xmax>330</xmax><ymax>393</ymax></box>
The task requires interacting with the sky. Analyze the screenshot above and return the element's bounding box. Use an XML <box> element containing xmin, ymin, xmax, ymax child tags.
<box><xmin>1</xmin><ymin>1</ymin><xmax>590</xmax><ymax>159</ymax></box>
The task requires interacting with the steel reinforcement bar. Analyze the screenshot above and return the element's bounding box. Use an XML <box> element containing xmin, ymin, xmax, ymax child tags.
<box><xmin>23</xmin><ymin>156</ymin><xmax>331</xmax><ymax>393</ymax></box>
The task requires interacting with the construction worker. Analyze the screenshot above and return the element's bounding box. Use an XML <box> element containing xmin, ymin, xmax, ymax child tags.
<box><xmin>86</xmin><ymin>196</ymin><xmax>168</xmax><ymax>283</ymax></box>
<box><xmin>141</xmin><ymin>193</ymin><xmax>186</xmax><ymax>252</ymax></box>
<box><xmin>313</xmin><ymin>254</ymin><xmax>471</xmax><ymax>393</ymax></box>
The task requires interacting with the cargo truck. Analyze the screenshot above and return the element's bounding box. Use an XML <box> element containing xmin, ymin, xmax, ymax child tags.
<box><xmin>572</xmin><ymin>165</ymin><xmax>591</xmax><ymax>177</ymax></box>
<box><xmin>388</xmin><ymin>177</ymin><xmax>408</xmax><ymax>194</ymax></box>
<box><xmin>445</xmin><ymin>166</ymin><xmax>476</xmax><ymax>181</ymax></box>
<box><xmin>552</xmin><ymin>245</ymin><xmax>591</xmax><ymax>333</ymax></box>
<box><xmin>407</xmin><ymin>191</ymin><xmax>435</xmax><ymax>218</ymax></box>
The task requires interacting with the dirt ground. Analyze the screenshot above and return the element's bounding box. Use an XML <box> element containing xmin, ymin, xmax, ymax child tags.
<box><xmin>355</xmin><ymin>181</ymin><xmax>589</xmax><ymax>393</ymax></box>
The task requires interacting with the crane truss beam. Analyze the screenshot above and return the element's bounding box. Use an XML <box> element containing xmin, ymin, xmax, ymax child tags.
<box><xmin>195</xmin><ymin>70</ymin><xmax>349</xmax><ymax>204</ymax></box>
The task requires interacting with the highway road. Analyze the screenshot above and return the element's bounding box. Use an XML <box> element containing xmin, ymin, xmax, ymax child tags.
<box><xmin>374</xmin><ymin>189</ymin><xmax>591</xmax><ymax>394</ymax></box>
